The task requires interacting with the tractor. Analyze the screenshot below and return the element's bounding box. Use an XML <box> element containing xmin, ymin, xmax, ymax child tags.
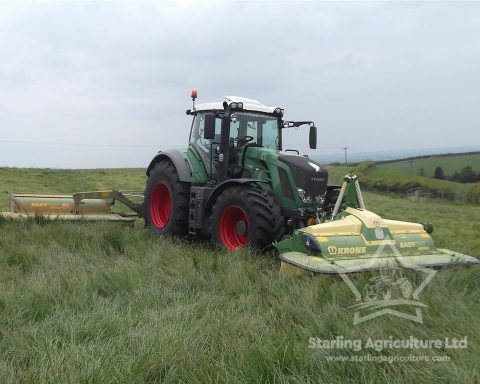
<box><xmin>144</xmin><ymin>91</ymin><xmax>331</xmax><ymax>251</ymax></box>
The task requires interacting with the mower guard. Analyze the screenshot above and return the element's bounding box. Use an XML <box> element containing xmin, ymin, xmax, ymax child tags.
<box><xmin>1</xmin><ymin>190</ymin><xmax>143</xmax><ymax>226</ymax></box>
<box><xmin>276</xmin><ymin>207</ymin><xmax>479</xmax><ymax>275</ymax></box>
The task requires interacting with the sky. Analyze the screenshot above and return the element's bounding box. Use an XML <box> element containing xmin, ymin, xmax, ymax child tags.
<box><xmin>0</xmin><ymin>0</ymin><xmax>479</xmax><ymax>168</ymax></box>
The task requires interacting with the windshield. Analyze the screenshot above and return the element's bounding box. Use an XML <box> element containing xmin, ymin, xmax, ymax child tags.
<box><xmin>230</xmin><ymin>112</ymin><xmax>280</xmax><ymax>150</ymax></box>
<box><xmin>189</xmin><ymin>111</ymin><xmax>281</xmax><ymax>178</ymax></box>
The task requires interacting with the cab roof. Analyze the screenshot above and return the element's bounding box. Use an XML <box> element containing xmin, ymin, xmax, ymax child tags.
<box><xmin>193</xmin><ymin>96</ymin><xmax>282</xmax><ymax>114</ymax></box>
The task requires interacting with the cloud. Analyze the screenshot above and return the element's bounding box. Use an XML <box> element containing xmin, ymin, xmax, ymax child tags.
<box><xmin>0</xmin><ymin>1</ymin><xmax>479</xmax><ymax>168</ymax></box>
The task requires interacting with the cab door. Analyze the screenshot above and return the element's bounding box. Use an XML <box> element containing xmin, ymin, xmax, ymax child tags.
<box><xmin>189</xmin><ymin>112</ymin><xmax>222</xmax><ymax>178</ymax></box>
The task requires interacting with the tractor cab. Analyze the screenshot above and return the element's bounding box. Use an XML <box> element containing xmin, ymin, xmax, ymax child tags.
<box><xmin>187</xmin><ymin>93</ymin><xmax>317</xmax><ymax>182</ymax></box>
<box><xmin>188</xmin><ymin>105</ymin><xmax>280</xmax><ymax>178</ymax></box>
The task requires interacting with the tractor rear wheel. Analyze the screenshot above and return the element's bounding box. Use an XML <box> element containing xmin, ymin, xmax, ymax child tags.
<box><xmin>210</xmin><ymin>186</ymin><xmax>283</xmax><ymax>252</ymax></box>
<box><xmin>144</xmin><ymin>160</ymin><xmax>190</xmax><ymax>235</ymax></box>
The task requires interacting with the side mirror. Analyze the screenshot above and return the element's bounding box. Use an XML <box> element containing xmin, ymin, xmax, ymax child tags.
<box><xmin>204</xmin><ymin>114</ymin><xmax>216</xmax><ymax>140</ymax></box>
<box><xmin>309</xmin><ymin>125</ymin><xmax>317</xmax><ymax>149</ymax></box>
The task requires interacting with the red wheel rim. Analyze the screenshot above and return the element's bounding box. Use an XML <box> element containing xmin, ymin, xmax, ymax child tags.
<box><xmin>150</xmin><ymin>181</ymin><xmax>171</xmax><ymax>228</ymax></box>
<box><xmin>219</xmin><ymin>205</ymin><xmax>248</xmax><ymax>251</ymax></box>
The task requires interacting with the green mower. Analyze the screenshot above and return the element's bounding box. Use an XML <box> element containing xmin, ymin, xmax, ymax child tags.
<box><xmin>276</xmin><ymin>175</ymin><xmax>479</xmax><ymax>275</ymax></box>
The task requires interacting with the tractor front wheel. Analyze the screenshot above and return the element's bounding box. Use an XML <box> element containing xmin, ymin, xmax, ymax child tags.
<box><xmin>144</xmin><ymin>160</ymin><xmax>190</xmax><ymax>235</ymax></box>
<box><xmin>210</xmin><ymin>186</ymin><xmax>283</xmax><ymax>252</ymax></box>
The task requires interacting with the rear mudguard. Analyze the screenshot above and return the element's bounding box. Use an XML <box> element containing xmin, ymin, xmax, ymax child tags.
<box><xmin>146</xmin><ymin>148</ymin><xmax>208</xmax><ymax>184</ymax></box>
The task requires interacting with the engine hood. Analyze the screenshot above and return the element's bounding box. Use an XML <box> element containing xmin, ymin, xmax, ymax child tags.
<box><xmin>278</xmin><ymin>155</ymin><xmax>328</xmax><ymax>200</ymax></box>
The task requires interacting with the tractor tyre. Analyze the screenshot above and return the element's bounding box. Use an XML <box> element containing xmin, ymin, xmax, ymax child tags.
<box><xmin>210</xmin><ymin>185</ymin><xmax>283</xmax><ymax>252</ymax></box>
<box><xmin>144</xmin><ymin>160</ymin><xmax>190</xmax><ymax>236</ymax></box>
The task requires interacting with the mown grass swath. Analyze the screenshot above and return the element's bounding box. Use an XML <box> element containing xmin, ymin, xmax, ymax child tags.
<box><xmin>0</xmin><ymin>168</ymin><xmax>478</xmax><ymax>383</ymax></box>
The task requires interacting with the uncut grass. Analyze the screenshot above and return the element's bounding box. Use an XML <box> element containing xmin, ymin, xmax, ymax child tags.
<box><xmin>0</xmin><ymin>219</ymin><xmax>479</xmax><ymax>382</ymax></box>
<box><xmin>0</xmin><ymin>169</ymin><xmax>479</xmax><ymax>383</ymax></box>
<box><xmin>364</xmin><ymin>191</ymin><xmax>480</xmax><ymax>255</ymax></box>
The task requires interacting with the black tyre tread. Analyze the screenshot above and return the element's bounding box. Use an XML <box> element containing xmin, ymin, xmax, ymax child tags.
<box><xmin>144</xmin><ymin>160</ymin><xmax>190</xmax><ymax>235</ymax></box>
<box><xmin>210</xmin><ymin>185</ymin><xmax>283</xmax><ymax>252</ymax></box>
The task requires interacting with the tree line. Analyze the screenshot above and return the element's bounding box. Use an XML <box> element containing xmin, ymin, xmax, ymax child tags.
<box><xmin>431</xmin><ymin>166</ymin><xmax>480</xmax><ymax>183</ymax></box>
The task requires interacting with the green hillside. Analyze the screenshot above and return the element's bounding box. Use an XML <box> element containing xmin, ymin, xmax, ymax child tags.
<box><xmin>326</xmin><ymin>158</ymin><xmax>480</xmax><ymax>203</ymax></box>
<box><xmin>324</xmin><ymin>165</ymin><xmax>352</xmax><ymax>185</ymax></box>
<box><xmin>377</xmin><ymin>153</ymin><xmax>480</xmax><ymax>178</ymax></box>
<box><xmin>0</xmin><ymin>168</ymin><xmax>479</xmax><ymax>383</ymax></box>
<box><xmin>362</xmin><ymin>164</ymin><xmax>470</xmax><ymax>194</ymax></box>
<box><xmin>326</xmin><ymin>163</ymin><xmax>469</xmax><ymax>193</ymax></box>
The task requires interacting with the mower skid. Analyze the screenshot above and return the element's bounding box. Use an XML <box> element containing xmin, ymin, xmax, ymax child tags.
<box><xmin>0</xmin><ymin>212</ymin><xmax>137</xmax><ymax>226</ymax></box>
<box><xmin>278</xmin><ymin>250</ymin><xmax>480</xmax><ymax>275</ymax></box>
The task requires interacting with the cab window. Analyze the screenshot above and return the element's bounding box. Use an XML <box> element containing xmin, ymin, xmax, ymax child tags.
<box><xmin>189</xmin><ymin>112</ymin><xmax>222</xmax><ymax>176</ymax></box>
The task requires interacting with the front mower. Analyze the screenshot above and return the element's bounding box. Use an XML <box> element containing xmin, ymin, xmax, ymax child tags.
<box><xmin>276</xmin><ymin>175</ymin><xmax>479</xmax><ymax>275</ymax></box>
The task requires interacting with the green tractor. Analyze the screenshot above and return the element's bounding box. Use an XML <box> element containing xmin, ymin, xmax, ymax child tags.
<box><xmin>144</xmin><ymin>92</ymin><xmax>325</xmax><ymax>251</ymax></box>
<box><xmin>144</xmin><ymin>91</ymin><xmax>478</xmax><ymax>274</ymax></box>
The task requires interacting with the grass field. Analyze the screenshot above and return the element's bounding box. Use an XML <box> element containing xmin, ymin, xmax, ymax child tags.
<box><xmin>323</xmin><ymin>165</ymin><xmax>352</xmax><ymax>185</ymax></box>
<box><xmin>377</xmin><ymin>153</ymin><xmax>480</xmax><ymax>178</ymax></box>
<box><xmin>0</xmin><ymin>168</ymin><xmax>479</xmax><ymax>383</ymax></box>
<box><xmin>326</xmin><ymin>153</ymin><xmax>480</xmax><ymax>199</ymax></box>
<box><xmin>326</xmin><ymin>159</ymin><xmax>479</xmax><ymax>199</ymax></box>
<box><xmin>360</xmin><ymin>165</ymin><xmax>471</xmax><ymax>194</ymax></box>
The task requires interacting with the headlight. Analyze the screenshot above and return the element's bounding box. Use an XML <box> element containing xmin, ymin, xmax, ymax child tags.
<box><xmin>297</xmin><ymin>188</ymin><xmax>305</xmax><ymax>199</ymax></box>
<box><xmin>302</xmin><ymin>234</ymin><xmax>321</xmax><ymax>252</ymax></box>
<box><xmin>315</xmin><ymin>194</ymin><xmax>325</xmax><ymax>205</ymax></box>
<box><xmin>297</xmin><ymin>188</ymin><xmax>312</xmax><ymax>203</ymax></box>
<box><xmin>230</xmin><ymin>102</ymin><xmax>238</xmax><ymax>109</ymax></box>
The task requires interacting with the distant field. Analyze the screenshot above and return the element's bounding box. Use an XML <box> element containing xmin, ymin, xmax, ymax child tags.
<box><xmin>378</xmin><ymin>153</ymin><xmax>480</xmax><ymax>177</ymax></box>
<box><xmin>326</xmin><ymin>163</ymin><xmax>472</xmax><ymax>195</ymax></box>
<box><xmin>0</xmin><ymin>168</ymin><xmax>479</xmax><ymax>383</ymax></box>
<box><xmin>326</xmin><ymin>152</ymin><xmax>480</xmax><ymax>201</ymax></box>
<box><xmin>363</xmin><ymin>165</ymin><xmax>471</xmax><ymax>194</ymax></box>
